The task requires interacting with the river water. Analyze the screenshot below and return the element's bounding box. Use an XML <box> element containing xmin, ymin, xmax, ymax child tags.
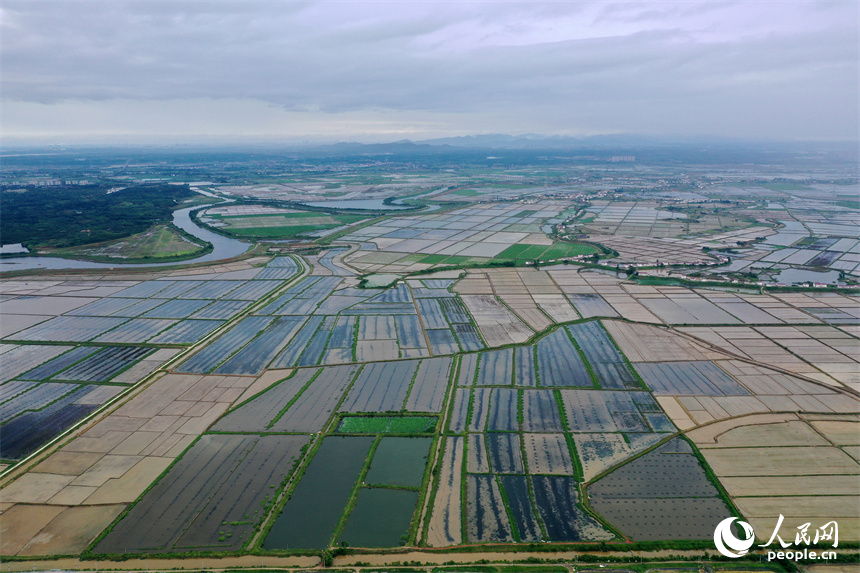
<box><xmin>299</xmin><ymin>186</ymin><xmax>448</xmax><ymax>211</ymax></box>
<box><xmin>0</xmin><ymin>187</ymin><xmax>450</xmax><ymax>273</ymax></box>
<box><xmin>0</xmin><ymin>206</ymin><xmax>251</xmax><ymax>272</ymax></box>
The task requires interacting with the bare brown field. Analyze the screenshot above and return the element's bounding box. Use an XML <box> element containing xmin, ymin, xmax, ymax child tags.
<box><xmin>18</xmin><ymin>504</ymin><xmax>125</xmax><ymax>556</ymax></box>
<box><xmin>738</xmin><ymin>496</ymin><xmax>859</xmax><ymax>519</ymax></box>
<box><xmin>690</xmin><ymin>416</ymin><xmax>860</xmax><ymax>540</ymax></box>
<box><xmin>603</xmin><ymin>321</ymin><xmax>716</xmax><ymax>362</ymax></box>
<box><xmin>703</xmin><ymin>446</ymin><xmax>858</xmax><ymax>476</ymax></box>
<box><xmin>722</xmin><ymin>475</ymin><xmax>860</xmax><ymax>497</ymax></box>
<box><xmin>0</xmin><ymin>371</ymin><xmax>259</xmax><ymax>555</ymax></box>
<box><xmin>843</xmin><ymin>446</ymin><xmax>860</xmax><ymax>463</ymax></box>
<box><xmin>234</xmin><ymin>368</ymin><xmax>294</xmax><ymax>404</ymax></box>
<box><xmin>426</xmin><ymin>436</ymin><xmax>463</xmax><ymax>547</ymax></box>
<box><xmin>679</xmin><ymin>326</ymin><xmax>857</xmax><ymax>389</ymax></box>
<box><xmin>655</xmin><ymin>396</ymin><xmax>695</xmax><ymax>430</ymax></box>
<box><xmin>687</xmin><ymin>413</ymin><xmax>799</xmax><ymax>445</ymax></box>
<box><xmin>704</xmin><ymin>420</ymin><xmax>829</xmax><ymax>447</ymax></box>
<box><xmin>460</xmin><ymin>294</ymin><xmax>533</xmax><ymax>346</ymax></box>
<box><xmin>32</xmin><ymin>451</ymin><xmax>104</xmax><ymax>475</ymax></box>
<box><xmin>0</xmin><ymin>505</ymin><xmax>65</xmax><ymax>555</ymax></box>
<box><xmin>810</xmin><ymin>420</ymin><xmax>860</xmax><ymax>445</ymax></box>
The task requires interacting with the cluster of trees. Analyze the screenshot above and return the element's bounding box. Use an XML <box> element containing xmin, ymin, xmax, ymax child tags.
<box><xmin>1</xmin><ymin>184</ymin><xmax>195</xmax><ymax>249</ymax></box>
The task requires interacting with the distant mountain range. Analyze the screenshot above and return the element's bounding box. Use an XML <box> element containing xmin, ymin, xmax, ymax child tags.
<box><xmin>315</xmin><ymin>133</ymin><xmax>702</xmax><ymax>152</ymax></box>
<box><xmin>417</xmin><ymin>133</ymin><xmax>681</xmax><ymax>148</ymax></box>
<box><xmin>294</xmin><ymin>135</ymin><xmax>858</xmax><ymax>167</ymax></box>
<box><xmin>6</xmin><ymin>135</ymin><xmax>855</xmax><ymax>166</ymax></box>
<box><xmin>312</xmin><ymin>134</ymin><xmax>856</xmax><ymax>153</ymax></box>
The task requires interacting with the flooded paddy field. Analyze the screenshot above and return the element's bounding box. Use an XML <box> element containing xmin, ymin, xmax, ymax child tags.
<box><xmin>263</xmin><ymin>436</ymin><xmax>374</xmax><ymax>550</ymax></box>
<box><xmin>341</xmin><ymin>361</ymin><xmax>419</xmax><ymax>413</ymax></box>
<box><xmin>265</xmin><ymin>432</ymin><xmax>433</xmax><ymax>549</ymax></box>
<box><xmin>338</xmin><ymin>487</ymin><xmax>420</xmax><ymax>547</ymax></box>
<box><xmin>337</xmin><ymin>436</ymin><xmax>433</xmax><ymax>547</ymax></box>
<box><xmin>364</xmin><ymin>436</ymin><xmax>432</xmax><ymax>487</ymax></box>
<box><xmin>2</xmin><ymin>225</ymin><xmax>858</xmax><ymax>558</ymax></box>
<box><xmin>635</xmin><ymin>360</ymin><xmax>749</xmax><ymax>395</ymax></box>
<box><xmin>168</xmin><ymin>271</ymin><xmax>494</xmax><ymax>375</ymax></box>
<box><xmin>405</xmin><ymin>357</ymin><xmax>452</xmax><ymax>412</ymax></box>
<box><xmin>533</xmin><ymin>475</ymin><xmax>613</xmax><ymax>542</ymax></box>
<box><xmin>536</xmin><ymin>329</ymin><xmax>591</xmax><ymax>387</ymax></box>
<box><xmin>214</xmin><ymin>365</ymin><xmax>359</xmax><ymax>433</ymax></box>
<box><xmin>0</xmin><ymin>343</ymin><xmax>173</xmax><ymax>461</ymax></box>
<box><xmin>466</xmin><ymin>474</ymin><xmax>514</xmax><ymax>543</ymax></box>
<box><xmin>521</xmin><ymin>389</ymin><xmax>563</xmax><ymax>432</ymax></box>
<box><xmin>498</xmin><ymin>475</ymin><xmax>542</xmax><ymax>542</ymax></box>
<box><xmin>1</xmin><ymin>386</ymin><xmax>102</xmax><ymax>459</ymax></box>
<box><xmin>447</xmin><ymin>388</ymin><xmax>469</xmax><ymax>432</ymax></box>
<box><xmin>486</xmin><ymin>388</ymin><xmax>518</xmax><ymax>431</ymax></box>
<box><xmin>589</xmin><ymin>438</ymin><xmax>733</xmax><ymax>540</ymax></box>
<box><xmin>566</xmin><ymin>321</ymin><xmax>640</xmax><ymax>389</ymax></box>
<box><xmin>94</xmin><ymin>433</ymin><xmax>308</xmax><ymax>553</ymax></box>
<box><xmin>475</xmin><ymin>349</ymin><xmax>513</xmax><ymax>386</ymax></box>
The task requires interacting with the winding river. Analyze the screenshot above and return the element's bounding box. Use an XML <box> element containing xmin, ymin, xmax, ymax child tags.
<box><xmin>0</xmin><ymin>187</ymin><xmax>445</xmax><ymax>273</ymax></box>
<box><xmin>0</xmin><ymin>206</ymin><xmax>252</xmax><ymax>272</ymax></box>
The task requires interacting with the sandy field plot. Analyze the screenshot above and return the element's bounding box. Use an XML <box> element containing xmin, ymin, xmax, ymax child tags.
<box><xmin>0</xmin><ymin>370</ymin><xmax>258</xmax><ymax>555</ymax></box>
<box><xmin>0</xmin><ymin>505</ymin><xmax>65</xmax><ymax>555</ymax></box>
<box><xmin>748</xmin><ymin>516</ymin><xmax>860</xmax><ymax>543</ymax></box>
<box><xmin>689</xmin><ymin>416</ymin><xmax>860</xmax><ymax>539</ymax></box>
<box><xmin>721</xmin><ymin>475</ymin><xmax>860</xmax><ymax>497</ymax></box>
<box><xmin>460</xmin><ymin>295</ymin><xmax>533</xmax><ymax>346</ymax></box>
<box><xmin>736</xmin><ymin>495</ymin><xmax>859</xmax><ymax>518</ymax></box>
<box><xmin>703</xmin><ymin>446</ymin><xmax>858</xmax><ymax>476</ymax></box>
<box><xmin>18</xmin><ymin>504</ymin><xmax>125</xmax><ymax>556</ymax></box>
<box><xmin>602</xmin><ymin>321</ymin><xmax>716</xmax><ymax>363</ymax></box>
<box><xmin>679</xmin><ymin>326</ymin><xmax>852</xmax><ymax>389</ymax></box>
<box><xmin>0</xmin><ymin>315</ymin><xmax>51</xmax><ymax>337</ymax></box>
<box><xmin>698</xmin><ymin>420</ymin><xmax>830</xmax><ymax>447</ymax></box>
<box><xmin>533</xmin><ymin>294</ymin><xmax>580</xmax><ymax>322</ymax></box>
<box><xmin>499</xmin><ymin>294</ymin><xmax>553</xmax><ymax>331</ymax></box>
<box><xmin>426</xmin><ymin>436</ymin><xmax>464</xmax><ymax>546</ymax></box>
<box><xmin>810</xmin><ymin>420</ymin><xmax>860</xmax><ymax>445</ymax></box>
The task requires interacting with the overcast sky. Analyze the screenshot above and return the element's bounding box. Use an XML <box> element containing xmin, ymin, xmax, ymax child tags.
<box><xmin>3</xmin><ymin>1</ymin><xmax>858</xmax><ymax>144</ymax></box>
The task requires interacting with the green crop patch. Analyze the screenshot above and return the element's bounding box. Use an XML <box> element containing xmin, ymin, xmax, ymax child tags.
<box><xmin>495</xmin><ymin>242</ymin><xmax>598</xmax><ymax>263</ymax></box>
<box><xmin>336</xmin><ymin>415</ymin><xmax>437</xmax><ymax>434</ymax></box>
<box><xmin>212</xmin><ymin>211</ymin><xmax>367</xmax><ymax>238</ymax></box>
<box><xmin>539</xmin><ymin>242</ymin><xmax>597</xmax><ymax>259</ymax></box>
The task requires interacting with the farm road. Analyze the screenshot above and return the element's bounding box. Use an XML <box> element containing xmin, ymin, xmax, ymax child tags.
<box><xmin>4</xmin><ymin>549</ymin><xmax>856</xmax><ymax>572</ymax></box>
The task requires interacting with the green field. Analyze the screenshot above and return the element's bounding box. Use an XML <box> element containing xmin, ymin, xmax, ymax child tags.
<box><xmin>337</xmin><ymin>416</ymin><xmax>437</xmax><ymax>434</ymax></box>
<box><xmin>55</xmin><ymin>224</ymin><xmax>207</xmax><ymax>262</ymax></box>
<box><xmin>495</xmin><ymin>241</ymin><xmax>598</xmax><ymax>262</ymax></box>
<box><xmin>450</xmin><ymin>189</ymin><xmax>482</xmax><ymax>196</ymax></box>
<box><xmin>412</xmin><ymin>254</ymin><xmax>471</xmax><ymax>266</ymax></box>
<box><xmin>402</xmin><ymin>242</ymin><xmax>597</xmax><ymax>271</ymax></box>
<box><xmin>213</xmin><ymin>211</ymin><xmax>368</xmax><ymax>238</ymax></box>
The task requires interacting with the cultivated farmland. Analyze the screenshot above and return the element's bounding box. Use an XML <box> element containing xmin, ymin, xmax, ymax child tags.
<box><xmin>94</xmin><ymin>434</ymin><xmax>308</xmax><ymax>553</ymax></box>
<box><xmin>2</xmin><ymin>190</ymin><xmax>858</xmax><ymax>560</ymax></box>
<box><xmin>588</xmin><ymin>438</ymin><xmax>733</xmax><ymax>540</ymax></box>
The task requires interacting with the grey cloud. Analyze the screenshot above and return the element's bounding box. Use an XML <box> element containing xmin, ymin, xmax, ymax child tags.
<box><xmin>2</xmin><ymin>1</ymin><xmax>857</xmax><ymax>140</ymax></box>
